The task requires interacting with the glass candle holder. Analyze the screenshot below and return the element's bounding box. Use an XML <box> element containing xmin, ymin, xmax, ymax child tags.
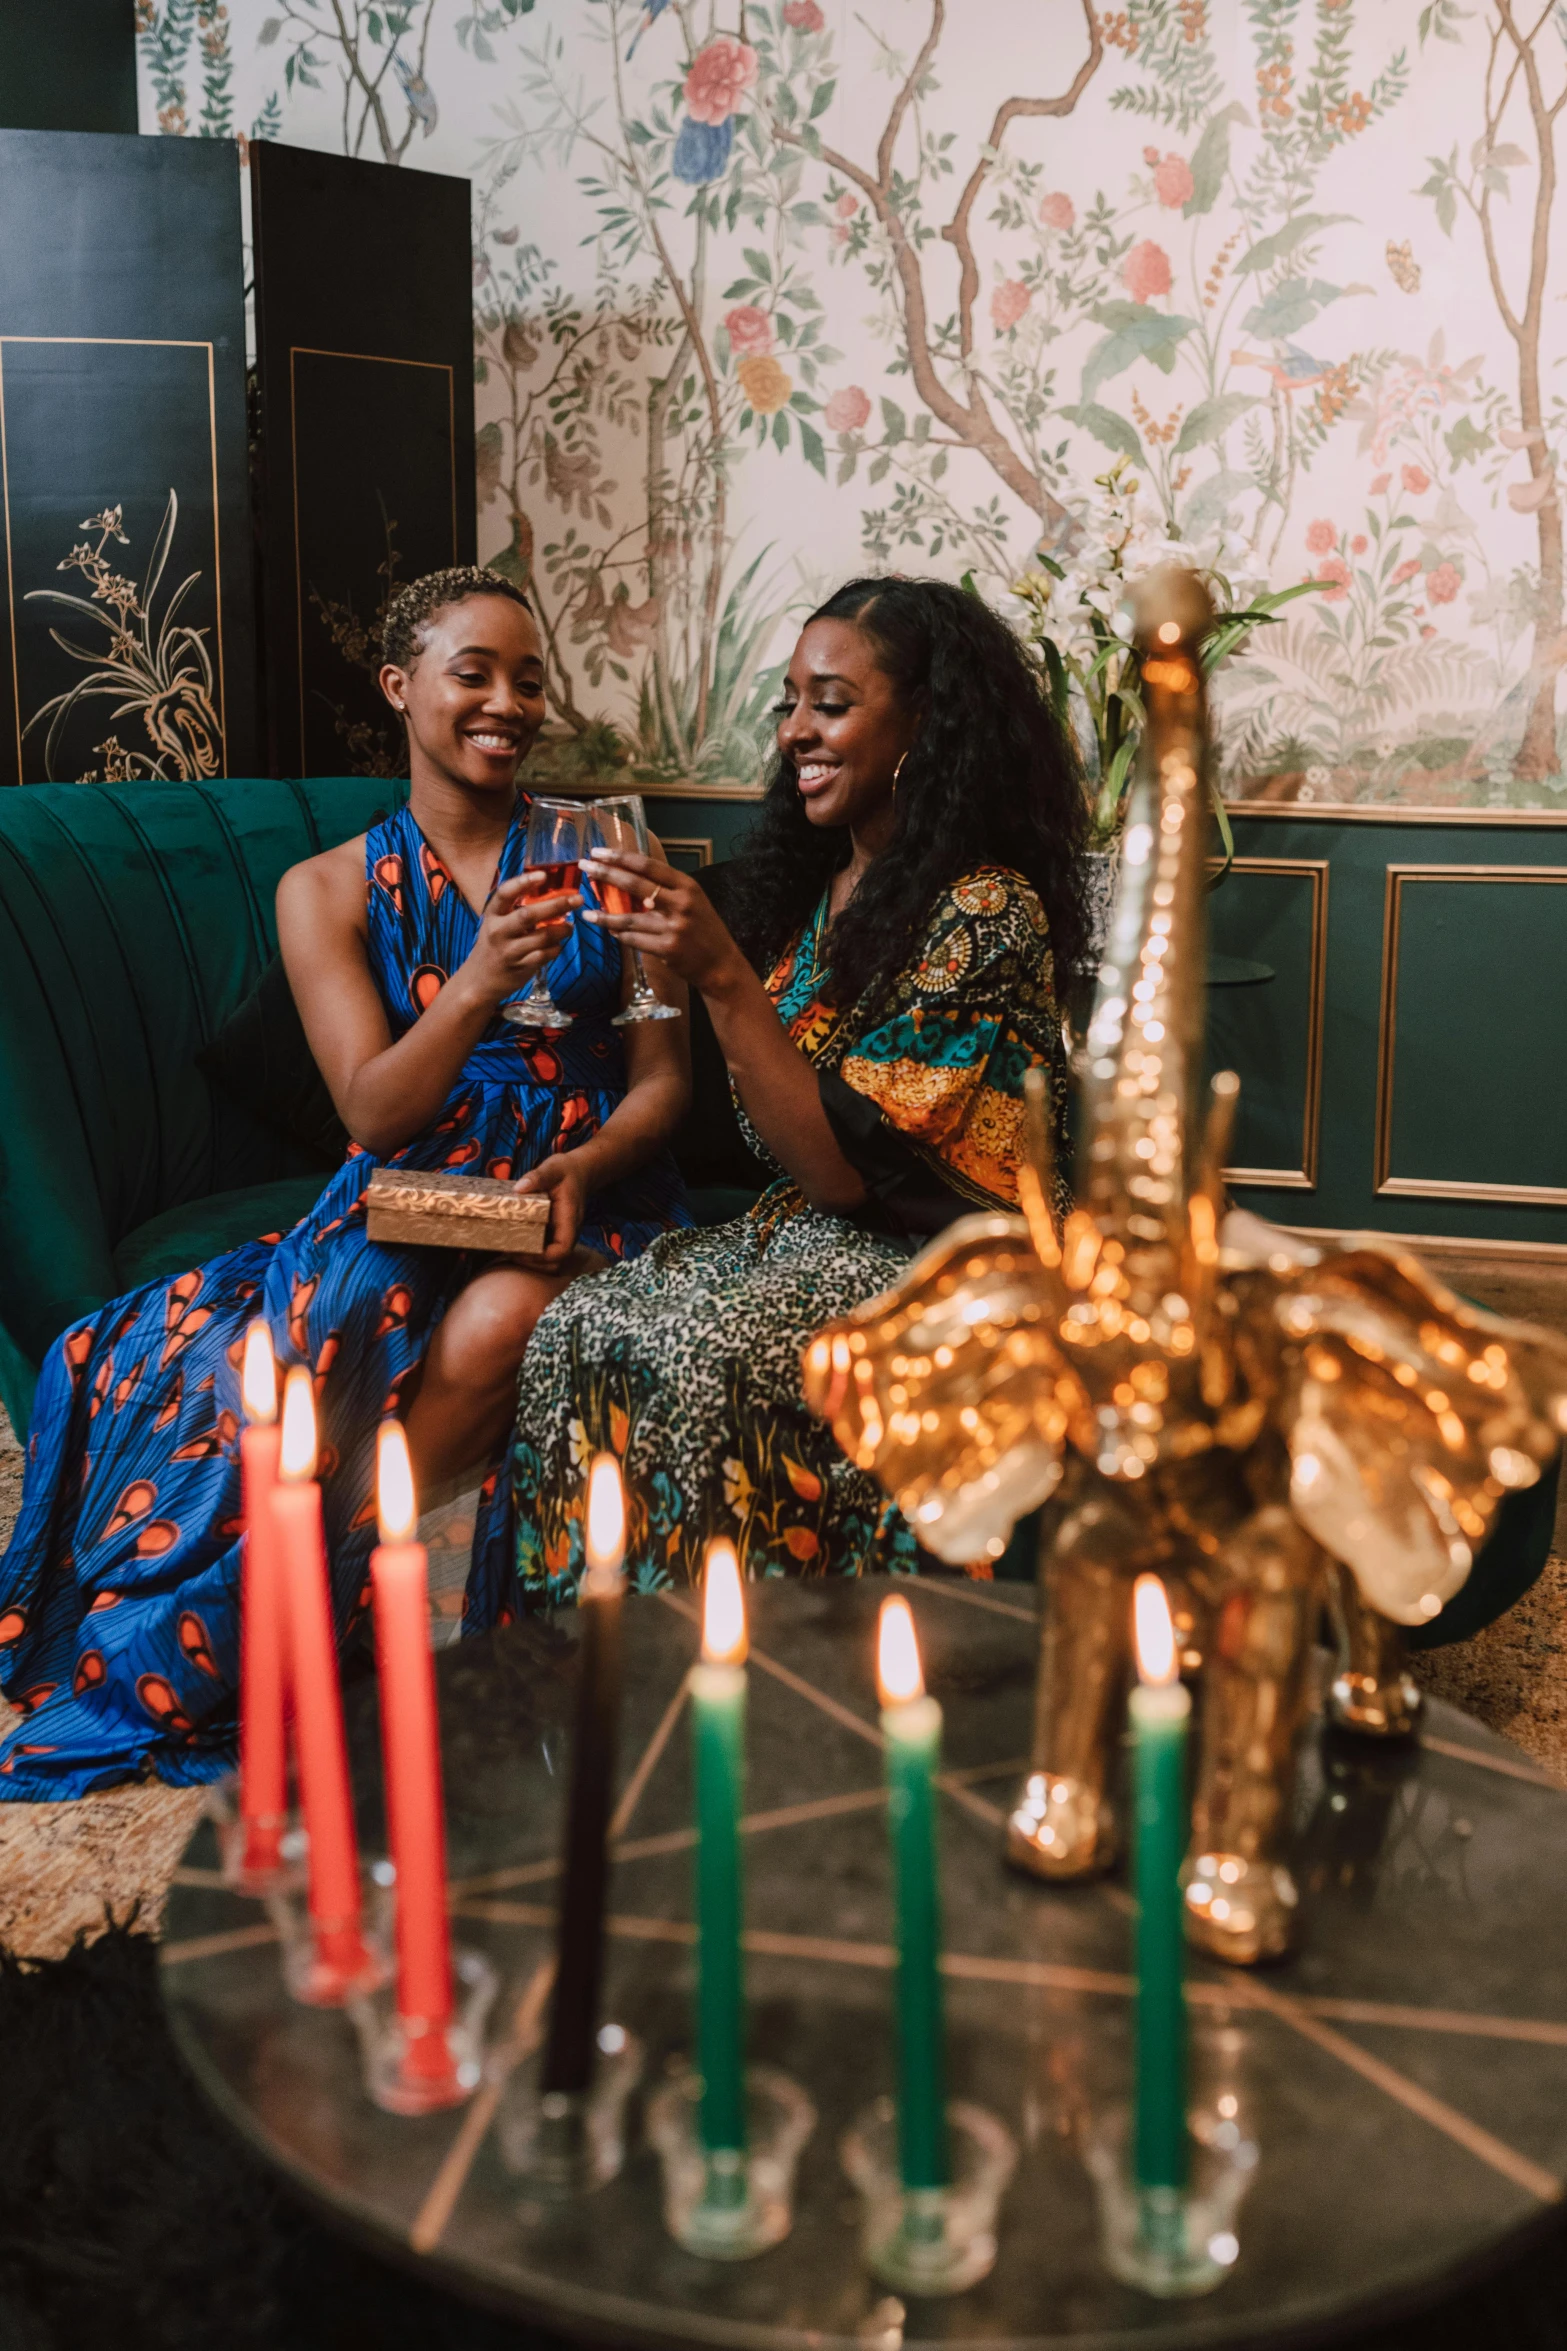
<box><xmin>647</xmin><ymin>2061</ymin><xmax>815</xmax><ymax>2260</ymax></box>
<box><xmin>209</xmin><ymin>1780</ymin><xmax>306</xmax><ymax>1899</ymax></box>
<box><xmin>840</xmin><ymin>2096</ymin><xmax>1017</xmax><ymax>2297</ymax></box>
<box><xmin>1086</xmin><ymin>2100</ymin><xmax>1258</xmax><ymax>2298</ymax></box>
<box><xmin>266</xmin><ymin>1855</ymin><xmax>394</xmax><ymax>2009</ymax></box>
<box><xmin>352</xmin><ymin>1946</ymin><xmax>499</xmax><ymax>2117</ymax></box>
<box><xmin>497</xmin><ymin>2021</ymin><xmax>645</xmax><ymax>2200</ymax></box>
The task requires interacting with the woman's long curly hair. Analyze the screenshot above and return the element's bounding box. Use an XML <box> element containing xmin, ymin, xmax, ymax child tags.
<box><xmin>724</xmin><ymin>575</ymin><xmax>1090</xmax><ymax>1012</ymax></box>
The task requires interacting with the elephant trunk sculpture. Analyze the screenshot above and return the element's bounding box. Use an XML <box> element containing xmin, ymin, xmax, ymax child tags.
<box><xmin>804</xmin><ymin>564</ymin><xmax>1567</xmax><ymax>1967</ymax></box>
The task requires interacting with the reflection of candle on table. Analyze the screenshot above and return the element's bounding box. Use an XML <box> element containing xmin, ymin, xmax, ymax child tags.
<box><xmin>271</xmin><ymin>1365</ymin><xmax>371</xmax><ymax>1994</ymax></box>
<box><xmin>877</xmin><ymin>1594</ymin><xmax>949</xmax><ymax>2191</ymax></box>
<box><xmin>371</xmin><ymin>1420</ymin><xmax>453</xmax><ymax>2070</ymax></box>
<box><xmin>238</xmin><ymin>1320</ymin><xmax>286</xmax><ymax>1879</ymax></box>
<box><xmin>692</xmin><ymin>1539</ymin><xmax>748</xmax><ymax>2162</ymax></box>
<box><xmin>541</xmin><ymin>1452</ymin><xmax>625</xmax><ymax>2099</ymax></box>
<box><xmin>1130</xmin><ymin>1573</ymin><xmax>1190</xmax><ymax>2193</ymax></box>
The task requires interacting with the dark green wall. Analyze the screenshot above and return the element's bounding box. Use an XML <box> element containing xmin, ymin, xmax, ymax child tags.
<box><xmin>0</xmin><ymin>0</ymin><xmax>137</xmax><ymax>135</ymax></box>
<box><xmin>1213</xmin><ymin>813</ymin><xmax>1567</xmax><ymax>1248</ymax></box>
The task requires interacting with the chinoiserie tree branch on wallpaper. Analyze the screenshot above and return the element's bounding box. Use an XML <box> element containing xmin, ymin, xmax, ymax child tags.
<box><xmin>139</xmin><ymin>0</ymin><xmax>1567</xmax><ymax>809</ymax></box>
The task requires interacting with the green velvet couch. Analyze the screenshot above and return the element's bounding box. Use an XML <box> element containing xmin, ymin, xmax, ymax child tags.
<box><xmin>0</xmin><ymin>778</ymin><xmax>404</xmax><ymax>1436</ymax></box>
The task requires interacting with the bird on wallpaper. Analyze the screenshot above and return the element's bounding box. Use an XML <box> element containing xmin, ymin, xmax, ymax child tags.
<box><xmin>392</xmin><ymin>50</ymin><xmax>438</xmax><ymax>138</ymax></box>
<box><xmin>1230</xmin><ymin>344</ymin><xmax>1330</xmax><ymax>395</ymax></box>
<box><xmin>626</xmin><ymin>0</ymin><xmax>675</xmax><ymax>57</ymax></box>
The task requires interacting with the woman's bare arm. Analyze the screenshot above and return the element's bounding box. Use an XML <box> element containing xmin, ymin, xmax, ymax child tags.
<box><xmin>277</xmin><ymin>839</ymin><xmax>579</xmax><ymax>1158</ymax></box>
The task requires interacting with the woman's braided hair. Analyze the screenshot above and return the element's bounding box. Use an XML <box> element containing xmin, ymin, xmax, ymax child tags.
<box><xmin>380</xmin><ymin>566</ymin><xmax>534</xmax><ymax>669</ymax></box>
<box><xmin>724</xmin><ymin>574</ymin><xmax>1090</xmax><ymax>1011</ymax></box>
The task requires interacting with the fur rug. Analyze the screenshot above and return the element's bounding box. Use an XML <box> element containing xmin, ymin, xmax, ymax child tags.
<box><xmin>0</xmin><ymin>1925</ymin><xmax>1560</xmax><ymax>2351</ymax></box>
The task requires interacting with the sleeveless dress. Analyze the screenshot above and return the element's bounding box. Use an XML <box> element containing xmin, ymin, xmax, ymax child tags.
<box><xmin>467</xmin><ymin>866</ymin><xmax>1068</xmax><ymax>1623</ymax></box>
<box><xmin>0</xmin><ymin>798</ymin><xmax>688</xmax><ymax>1798</ymax></box>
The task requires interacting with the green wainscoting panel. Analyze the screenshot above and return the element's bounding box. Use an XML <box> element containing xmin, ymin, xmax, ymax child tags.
<box><xmin>1377</xmin><ymin>865</ymin><xmax>1567</xmax><ymax>1205</ymax></box>
<box><xmin>1224</xmin><ymin>813</ymin><xmax>1567</xmax><ymax>1247</ymax></box>
<box><xmin>1206</xmin><ymin>859</ymin><xmax>1325</xmax><ymax>1189</ymax></box>
<box><xmin>642</xmin><ymin>793</ymin><xmax>761</xmax><ymax>870</ymax></box>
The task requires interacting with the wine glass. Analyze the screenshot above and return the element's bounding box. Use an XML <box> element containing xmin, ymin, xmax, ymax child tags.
<box><xmin>588</xmin><ymin>793</ymin><xmax>682</xmax><ymax>1027</ymax></box>
<box><xmin>501</xmin><ymin>794</ymin><xmax>589</xmax><ymax>1032</ymax></box>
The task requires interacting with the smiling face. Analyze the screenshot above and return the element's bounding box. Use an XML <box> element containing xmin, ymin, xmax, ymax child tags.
<box><xmin>379</xmin><ymin>594</ymin><xmax>547</xmax><ymax>794</ymax></box>
<box><xmin>774</xmin><ymin>616</ymin><xmax>920</xmax><ymax>835</ymax></box>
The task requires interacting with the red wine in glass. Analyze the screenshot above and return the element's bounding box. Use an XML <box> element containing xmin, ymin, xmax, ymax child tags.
<box><xmin>587</xmin><ymin>795</ymin><xmax>681</xmax><ymax>1026</ymax></box>
<box><xmin>503</xmin><ymin>797</ymin><xmax>587</xmax><ymax>1031</ymax></box>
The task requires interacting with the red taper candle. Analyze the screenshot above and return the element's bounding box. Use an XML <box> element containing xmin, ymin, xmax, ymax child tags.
<box><xmin>271</xmin><ymin>1364</ymin><xmax>372</xmax><ymax>1999</ymax></box>
<box><xmin>370</xmin><ymin>1420</ymin><xmax>454</xmax><ymax>2076</ymax></box>
<box><xmin>237</xmin><ymin>1320</ymin><xmax>286</xmax><ymax>1881</ymax></box>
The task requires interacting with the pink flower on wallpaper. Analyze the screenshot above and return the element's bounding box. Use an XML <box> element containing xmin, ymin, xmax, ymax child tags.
<box><xmin>1420</xmin><ymin>623</ymin><xmax>1437</xmax><ymax>638</ymax></box>
<box><xmin>1350</xmin><ymin>533</ymin><xmax>1368</xmax><ymax>555</ymax></box>
<box><xmin>724</xmin><ymin>304</ymin><xmax>774</xmax><ymax>356</ymax></box>
<box><xmin>1152</xmin><ymin>152</ymin><xmax>1195</xmax><ymax>208</ymax></box>
<box><xmin>1122</xmin><ymin>240</ymin><xmax>1172</xmax><ymax>303</ymax></box>
<box><xmin>824</xmin><ymin>384</ymin><xmax>872</xmax><ymax>432</ymax></box>
<box><xmin>1426</xmin><ymin>560</ymin><xmax>1461</xmax><ymax>604</ymax></box>
<box><xmin>684</xmin><ymin>38</ymin><xmax>759</xmax><ymax>126</ymax></box>
<box><xmin>1304</xmin><ymin>519</ymin><xmax>1337</xmax><ymax>556</ymax></box>
<box><xmin>1315</xmin><ymin>555</ymin><xmax>1351</xmax><ymax>600</ymax></box>
<box><xmin>1040</xmin><ymin>191</ymin><xmax>1075</xmax><ymax>231</ymax></box>
<box><xmin>783</xmin><ymin>0</ymin><xmax>825</xmax><ymax>26</ymax></box>
<box><xmin>1369</xmin><ymin>472</ymin><xmax>1390</xmax><ymax>495</ymax></box>
<box><xmin>991</xmin><ymin>279</ymin><xmax>1032</xmax><ymax>331</ymax></box>
<box><xmin>1401</xmin><ymin>463</ymin><xmax>1431</xmax><ymax>495</ymax></box>
<box><xmin>835</xmin><ymin>190</ymin><xmax>859</xmax><ymax>218</ymax></box>
<box><xmin>1391</xmin><ymin>557</ymin><xmax>1421</xmax><ymax>585</ymax></box>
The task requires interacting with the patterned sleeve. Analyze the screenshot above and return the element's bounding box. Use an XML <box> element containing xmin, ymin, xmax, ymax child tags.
<box><xmin>820</xmin><ymin>867</ymin><xmax>1065</xmax><ymax>1231</ymax></box>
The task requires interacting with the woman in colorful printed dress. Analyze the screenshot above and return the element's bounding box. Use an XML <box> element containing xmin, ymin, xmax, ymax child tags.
<box><xmin>0</xmin><ymin>568</ymin><xmax>688</xmax><ymax>1796</ymax></box>
<box><xmin>466</xmin><ymin>576</ymin><xmax>1088</xmax><ymax>1623</ymax></box>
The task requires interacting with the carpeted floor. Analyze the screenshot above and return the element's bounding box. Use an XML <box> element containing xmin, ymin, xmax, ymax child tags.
<box><xmin>3</xmin><ymin>1251</ymin><xmax>1567</xmax><ymax>2346</ymax></box>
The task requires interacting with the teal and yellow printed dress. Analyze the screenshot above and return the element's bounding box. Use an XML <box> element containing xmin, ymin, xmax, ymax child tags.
<box><xmin>463</xmin><ymin>865</ymin><xmax>1068</xmax><ymax>1623</ymax></box>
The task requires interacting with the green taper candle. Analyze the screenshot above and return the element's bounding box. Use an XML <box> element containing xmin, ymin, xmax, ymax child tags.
<box><xmin>692</xmin><ymin>1539</ymin><xmax>748</xmax><ymax>2160</ymax></box>
<box><xmin>878</xmin><ymin>1594</ymin><xmax>949</xmax><ymax>2191</ymax></box>
<box><xmin>1130</xmin><ymin>1573</ymin><xmax>1191</xmax><ymax>2192</ymax></box>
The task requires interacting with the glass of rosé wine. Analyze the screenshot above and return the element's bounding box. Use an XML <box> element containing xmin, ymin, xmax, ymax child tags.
<box><xmin>587</xmin><ymin>793</ymin><xmax>681</xmax><ymax>1027</ymax></box>
<box><xmin>501</xmin><ymin>793</ymin><xmax>588</xmax><ymax>1032</ymax></box>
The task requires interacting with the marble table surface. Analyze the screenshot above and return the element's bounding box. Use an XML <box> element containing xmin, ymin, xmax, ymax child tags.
<box><xmin>161</xmin><ymin>1578</ymin><xmax>1567</xmax><ymax>2349</ymax></box>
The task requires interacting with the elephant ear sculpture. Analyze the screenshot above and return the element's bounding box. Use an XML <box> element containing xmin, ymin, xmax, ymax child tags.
<box><xmin>804</xmin><ymin>562</ymin><xmax>1567</xmax><ymax>1964</ymax></box>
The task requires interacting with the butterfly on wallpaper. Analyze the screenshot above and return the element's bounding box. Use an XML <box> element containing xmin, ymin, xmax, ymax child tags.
<box><xmin>1386</xmin><ymin>239</ymin><xmax>1422</xmax><ymax>294</ymax></box>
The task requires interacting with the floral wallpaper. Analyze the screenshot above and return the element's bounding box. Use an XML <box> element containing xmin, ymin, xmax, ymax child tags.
<box><xmin>138</xmin><ymin>1</ymin><xmax>1567</xmax><ymax>810</ymax></box>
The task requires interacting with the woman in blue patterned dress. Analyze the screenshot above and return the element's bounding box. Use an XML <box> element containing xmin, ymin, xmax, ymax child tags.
<box><xmin>0</xmin><ymin>568</ymin><xmax>688</xmax><ymax>1796</ymax></box>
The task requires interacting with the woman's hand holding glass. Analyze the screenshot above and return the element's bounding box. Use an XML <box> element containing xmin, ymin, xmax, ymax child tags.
<box><xmin>580</xmin><ymin>848</ymin><xmax>740</xmax><ymax>993</ymax></box>
<box><xmin>464</xmin><ymin>870</ymin><xmax>582</xmax><ymax>1012</ymax></box>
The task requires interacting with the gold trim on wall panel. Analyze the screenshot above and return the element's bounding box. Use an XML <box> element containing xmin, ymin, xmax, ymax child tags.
<box><xmin>1209</xmin><ymin>855</ymin><xmax>1329</xmax><ymax>1192</ymax></box>
<box><xmin>660</xmin><ymin>836</ymin><xmax>713</xmax><ymax>866</ymax></box>
<box><xmin>1376</xmin><ymin>864</ymin><xmax>1567</xmax><ymax>1205</ymax></box>
<box><xmin>287</xmin><ymin>348</ymin><xmax>458</xmax><ymax>766</ymax></box>
<box><xmin>0</xmin><ymin>336</ymin><xmax>226</xmax><ymax>780</ymax></box>
<box><xmin>1230</xmin><ymin>801</ymin><xmax>1567</xmax><ymax>828</ymax></box>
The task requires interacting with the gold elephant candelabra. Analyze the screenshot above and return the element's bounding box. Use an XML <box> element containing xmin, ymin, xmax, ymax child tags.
<box><xmin>805</xmin><ymin>565</ymin><xmax>1567</xmax><ymax>1967</ymax></box>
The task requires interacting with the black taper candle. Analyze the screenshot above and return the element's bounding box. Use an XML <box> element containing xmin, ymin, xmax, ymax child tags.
<box><xmin>540</xmin><ymin>1455</ymin><xmax>625</xmax><ymax>2097</ymax></box>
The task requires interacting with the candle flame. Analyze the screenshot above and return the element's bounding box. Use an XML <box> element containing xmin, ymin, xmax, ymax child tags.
<box><xmin>241</xmin><ymin>1318</ymin><xmax>277</xmax><ymax>1424</ymax></box>
<box><xmin>877</xmin><ymin>1593</ymin><xmax>924</xmax><ymax>1705</ymax></box>
<box><xmin>376</xmin><ymin>1419</ymin><xmax>418</xmax><ymax>1544</ymax></box>
<box><xmin>1133</xmin><ymin>1573</ymin><xmax>1178</xmax><ymax>1687</ymax></box>
<box><xmin>585</xmin><ymin>1453</ymin><xmax>626</xmax><ymax>1577</ymax></box>
<box><xmin>278</xmin><ymin>1364</ymin><xmax>318</xmax><ymax>1482</ymax></box>
<box><xmin>701</xmin><ymin>1539</ymin><xmax>747</xmax><ymax>1665</ymax></box>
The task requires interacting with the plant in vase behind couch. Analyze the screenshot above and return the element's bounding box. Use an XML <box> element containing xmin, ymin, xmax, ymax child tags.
<box><xmin>1001</xmin><ymin>457</ymin><xmax>1322</xmax><ymax>961</ymax></box>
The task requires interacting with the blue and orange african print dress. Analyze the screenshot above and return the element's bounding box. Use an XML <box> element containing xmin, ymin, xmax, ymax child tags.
<box><xmin>465</xmin><ymin>865</ymin><xmax>1067</xmax><ymax>1624</ymax></box>
<box><xmin>0</xmin><ymin>798</ymin><xmax>687</xmax><ymax>1798</ymax></box>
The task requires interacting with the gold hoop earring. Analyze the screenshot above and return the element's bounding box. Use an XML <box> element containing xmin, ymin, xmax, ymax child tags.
<box><xmin>892</xmin><ymin>751</ymin><xmax>908</xmax><ymax>795</ymax></box>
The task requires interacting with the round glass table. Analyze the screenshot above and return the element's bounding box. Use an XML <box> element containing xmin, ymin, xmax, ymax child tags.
<box><xmin>162</xmin><ymin>1579</ymin><xmax>1567</xmax><ymax>2349</ymax></box>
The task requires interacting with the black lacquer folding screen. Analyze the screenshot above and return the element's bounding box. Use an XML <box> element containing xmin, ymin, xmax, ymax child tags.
<box><xmin>0</xmin><ymin>129</ymin><xmax>255</xmax><ymax>786</ymax></box>
<box><xmin>251</xmin><ymin>141</ymin><xmax>476</xmax><ymax>780</ymax></box>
